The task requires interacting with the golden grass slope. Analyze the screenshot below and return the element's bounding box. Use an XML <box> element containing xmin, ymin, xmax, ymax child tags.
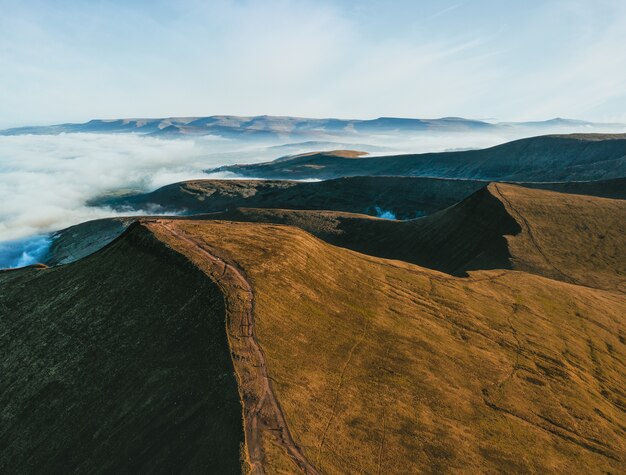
<box><xmin>491</xmin><ymin>183</ymin><xmax>626</xmax><ymax>292</ymax></box>
<box><xmin>149</xmin><ymin>219</ymin><xmax>626</xmax><ymax>474</ymax></box>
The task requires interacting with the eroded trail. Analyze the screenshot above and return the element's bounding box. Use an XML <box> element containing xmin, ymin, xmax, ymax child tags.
<box><xmin>145</xmin><ymin>220</ymin><xmax>319</xmax><ymax>475</ymax></box>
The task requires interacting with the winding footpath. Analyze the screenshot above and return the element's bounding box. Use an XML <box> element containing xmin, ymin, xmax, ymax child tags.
<box><xmin>145</xmin><ymin>220</ymin><xmax>319</xmax><ymax>475</ymax></box>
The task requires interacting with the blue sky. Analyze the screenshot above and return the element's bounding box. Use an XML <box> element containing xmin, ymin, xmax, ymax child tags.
<box><xmin>1</xmin><ymin>0</ymin><xmax>625</xmax><ymax>127</ymax></box>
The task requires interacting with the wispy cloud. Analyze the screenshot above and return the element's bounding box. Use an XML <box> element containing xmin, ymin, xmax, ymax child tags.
<box><xmin>1</xmin><ymin>0</ymin><xmax>626</xmax><ymax>125</ymax></box>
<box><xmin>426</xmin><ymin>2</ymin><xmax>465</xmax><ymax>21</ymax></box>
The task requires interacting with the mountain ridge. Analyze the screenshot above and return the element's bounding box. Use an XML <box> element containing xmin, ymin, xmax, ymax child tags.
<box><xmin>212</xmin><ymin>133</ymin><xmax>626</xmax><ymax>181</ymax></box>
<box><xmin>2</xmin><ymin>187</ymin><xmax>625</xmax><ymax>472</ymax></box>
<box><xmin>93</xmin><ymin>175</ymin><xmax>626</xmax><ymax>221</ymax></box>
<box><xmin>48</xmin><ymin>183</ymin><xmax>626</xmax><ymax>292</ymax></box>
<box><xmin>2</xmin><ymin>115</ymin><xmax>623</xmax><ymax>138</ymax></box>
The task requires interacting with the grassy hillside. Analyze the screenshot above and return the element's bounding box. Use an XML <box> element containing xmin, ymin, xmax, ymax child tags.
<box><xmin>94</xmin><ymin>175</ymin><xmax>626</xmax><ymax>222</ymax></box>
<box><xmin>492</xmin><ymin>184</ymin><xmax>626</xmax><ymax>292</ymax></box>
<box><xmin>48</xmin><ymin>184</ymin><xmax>626</xmax><ymax>293</ymax></box>
<box><xmin>0</xmin><ymin>225</ymin><xmax>244</xmax><ymax>473</ymax></box>
<box><xmin>93</xmin><ymin>176</ymin><xmax>495</xmax><ymax>219</ymax></box>
<box><xmin>212</xmin><ymin>134</ymin><xmax>626</xmax><ymax>181</ymax></box>
<box><xmin>169</xmin><ymin>184</ymin><xmax>626</xmax><ymax>291</ymax></box>
<box><xmin>149</xmin><ymin>219</ymin><xmax>626</xmax><ymax>473</ymax></box>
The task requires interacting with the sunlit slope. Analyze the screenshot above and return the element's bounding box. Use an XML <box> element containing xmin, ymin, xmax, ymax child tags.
<box><xmin>0</xmin><ymin>226</ymin><xmax>243</xmax><ymax>473</ymax></box>
<box><xmin>491</xmin><ymin>183</ymin><xmax>626</xmax><ymax>292</ymax></box>
<box><xmin>151</xmin><ymin>220</ymin><xmax>626</xmax><ymax>474</ymax></box>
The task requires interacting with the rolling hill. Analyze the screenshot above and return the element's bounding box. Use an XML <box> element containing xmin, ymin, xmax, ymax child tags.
<box><xmin>94</xmin><ymin>175</ymin><xmax>626</xmax><ymax>221</ymax></box>
<box><xmin>3</xmin><ymin>198</ymin><xmax>625</xmax><ymax>472</ymax></box>
<box><xmin>49</xmin><ymin>184</ymin><xmax>625</xmax><ymax>293</ymax></box>
<box><xmin>212</xmin><ymin>134</ymin><xmax>626</xmax><ymax>181</ymax></box>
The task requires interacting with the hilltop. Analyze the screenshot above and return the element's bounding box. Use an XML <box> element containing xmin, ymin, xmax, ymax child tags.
<box><xmin>212</xmin><ymin>134</ymin><xmax>626</xmax><ymax>182</ymax></box>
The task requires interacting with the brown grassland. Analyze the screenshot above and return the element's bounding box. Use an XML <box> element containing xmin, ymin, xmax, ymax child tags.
<box><xmin>1</xmin><ymin>182</ymin><xmax>625</xmax><ymax>473</ymax></box>
<box><xmin>148</xmin><ymin>212</ymin><xmax>626</xmax><ymax>474</ymax></box>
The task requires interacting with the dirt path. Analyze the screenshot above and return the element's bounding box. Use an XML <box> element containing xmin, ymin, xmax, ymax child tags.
<box><xmin>145</xmin><ymin>220</ymin><xmax>319</xmax><ymax>475</ymax></box>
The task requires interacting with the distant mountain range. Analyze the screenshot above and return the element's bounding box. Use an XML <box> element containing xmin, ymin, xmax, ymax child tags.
<box><xmin>1</xmin><ymin>115</ymin><xmax>624</xmax><ymax>139</ymax></box>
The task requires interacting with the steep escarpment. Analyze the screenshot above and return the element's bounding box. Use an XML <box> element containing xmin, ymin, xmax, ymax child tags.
<box><xmin>46</xmin><ymin>216</ymin><xmax>135</xmax><ymax>265</ymax></box>
<box><xmin>212</xmin><ymin>134</ymin><xmax>626</xmax><ymax>181</ymax></box>
<box><xmin>0</xmin><ymin>225</ymin><xmax>244</xmax><ymax>474</ymax></box>
<box><xmin>371</xmin><ymin>184</ymin><xmax>521</xmax><ymax>274</ymax></box>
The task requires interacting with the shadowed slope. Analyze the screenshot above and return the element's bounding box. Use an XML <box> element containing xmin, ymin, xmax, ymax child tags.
<box><xmin>150</xmin><ymin>220</ymin><xmax>626</xmax><ymax>474</ymax></box>
<box><xmin>93</xmin><ymin>176</ymin><xmax>494</xmax><ymax>219</ymax></box>
<box><xmin>212</xmin><ymin>134</ymin><xmax>626</xmax><ymax>181</ymax></box>
<box><xmin>200</xmin><ymin>204</ymin><xmax>515</xmax><ymax>277</ymax></box>
<box><xmin>0</xmin><ymin>225</ymin><xmax>244</xmax><ymax>474</ymax></box>
<box><xmin>94</xmin><ymin>176</ymin><xmax>626</xmax><ymax>221</ymax></box>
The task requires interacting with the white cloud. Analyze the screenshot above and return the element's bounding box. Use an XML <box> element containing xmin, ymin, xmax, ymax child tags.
<box><xmin>0</xmin><ymin>133</ymin><xmax>272</xmax><ymax>242</ymax></box>
<box><xmin>0</xmin><ymin>234</ymin><xmax>52</xmax><ymax>269</ymax></box>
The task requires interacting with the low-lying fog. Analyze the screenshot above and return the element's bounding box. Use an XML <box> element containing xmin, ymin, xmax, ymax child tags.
<box><xmin>0</xmin><ymin>126</ymin><xmax>619</xmax><ymax>268</ymax></box>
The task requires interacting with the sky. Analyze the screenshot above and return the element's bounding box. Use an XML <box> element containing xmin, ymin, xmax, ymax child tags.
<box><xmin>1</xmin><ymin>0</ymin><xmax>626</xmax><ymax>128</ymax></box>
